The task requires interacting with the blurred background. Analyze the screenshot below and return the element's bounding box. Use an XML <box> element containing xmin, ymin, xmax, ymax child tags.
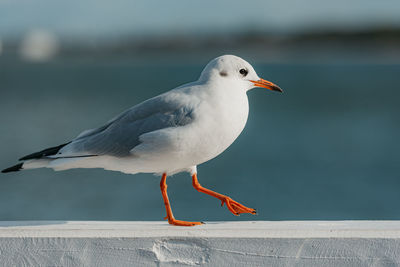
<box><xmin>0</xmin><ymin>0</ymin><xmax>399</xmax><ymax>222</ymax></box>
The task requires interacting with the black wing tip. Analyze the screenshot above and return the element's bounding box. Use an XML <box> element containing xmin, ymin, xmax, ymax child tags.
<box><xmin>2</xmin><ymin>163</ymin><xmax>23</xmax><ymax>173</ymax></box>
<box><xmin>19</xmin><ymin>155</ymin><xmax>35</xmax><ymax>161</ymax></box>
<box><xmin>19</xmin><ymin>142</ymin><xmax>71</xmax><ymax>161</ymax></box>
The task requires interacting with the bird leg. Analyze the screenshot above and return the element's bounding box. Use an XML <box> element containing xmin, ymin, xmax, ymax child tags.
<box><xmin>192</xmin><ymin>173</ymin><xmax>256</xmax><ymax>216</ymax></box>
<box><xmin>160</xmin><ymin>173</ymin><xmax>203</xmax><ymax>226</ymax></box>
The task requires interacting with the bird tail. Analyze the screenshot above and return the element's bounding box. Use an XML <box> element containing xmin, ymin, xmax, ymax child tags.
<box><xmin>1</xmin><ymin>142</ymin><xmax>70</xmax><ymax>173</ymax></box>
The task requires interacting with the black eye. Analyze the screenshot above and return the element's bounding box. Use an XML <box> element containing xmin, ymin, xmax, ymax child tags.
<box><xmin>239</xmin><ymin>68</ymin><xmax>248</xmax><ymax>76</ymax></box>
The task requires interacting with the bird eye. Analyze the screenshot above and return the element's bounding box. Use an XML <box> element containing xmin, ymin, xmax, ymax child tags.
<box><xmin>239</xmin><ymin>68</ymin><xmax>248</xmax><ymax>76</ymax></box>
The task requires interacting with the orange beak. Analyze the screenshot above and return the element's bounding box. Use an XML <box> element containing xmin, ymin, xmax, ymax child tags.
<box><xmin>250</xmin><ymin>78</ymin><xmax>283</xmax><ymax>92</ymax></box>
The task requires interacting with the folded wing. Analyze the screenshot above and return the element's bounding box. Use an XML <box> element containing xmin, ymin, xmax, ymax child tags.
<box><xmin>53</xmin><ymin>92</ymin><xmax>195</xmax><ymax>158</ymax></box>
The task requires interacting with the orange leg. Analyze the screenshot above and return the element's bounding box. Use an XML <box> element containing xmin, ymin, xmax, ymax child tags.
<box><xmin>160</xmin><ymin>173</ymin><xmax>203</xmax><ymax>226</ymax></box>
<box><xmin>192</xmin><ymin>173</ymin><xmax>256</xmax><ymax>216</ymax></box>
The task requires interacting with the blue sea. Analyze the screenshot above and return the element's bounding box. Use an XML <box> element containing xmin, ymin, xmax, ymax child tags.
<box><xmin>0</xmin><ymin>55</ymin><xmax>399</xmax><ymax>221</ymax></box>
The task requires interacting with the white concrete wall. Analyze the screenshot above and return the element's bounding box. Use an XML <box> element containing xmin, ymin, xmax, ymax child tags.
<box><xmin>0</xmin><ymin>221</ymin><xmax>400</xmax><ymax>266</ymax></box>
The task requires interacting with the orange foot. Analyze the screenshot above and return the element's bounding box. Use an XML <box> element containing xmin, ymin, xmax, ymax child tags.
<box><xmin>221</xmin><ymin>197</ymin><xmax>257</xmax><ymax>216</ymax></box>
<box><xmin>191</xmin><ymin>173</ymin><xmax>256</xmax><ymax>217</ymax></box>
<box><xmin>164</xmin><ymin>216</ymin><xmax>203</xmax><ymax>226</ymax></box>
<box><xmin>169</xmin><ymin>219</ymin><xmax>203</xmax><ymax>226</ymax></box>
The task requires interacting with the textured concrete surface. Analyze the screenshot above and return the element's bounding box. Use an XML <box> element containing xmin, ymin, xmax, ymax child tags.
<box><xmin>0</xmin><ymin>221</ymin><xmax>400</xmax><ymax>266</ymax></box>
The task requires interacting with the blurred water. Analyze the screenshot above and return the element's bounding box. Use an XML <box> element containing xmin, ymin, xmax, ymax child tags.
<box><xmin>0</xmin><ymin>56</ymin><xmax>399</xmax><ymax>221</ymax></box>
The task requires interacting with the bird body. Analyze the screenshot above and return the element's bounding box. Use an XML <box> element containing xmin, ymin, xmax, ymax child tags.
<box><xmin>2</xmin><ymin>55</ymin><xmax>282</xmax><ymax>226</ymax></box>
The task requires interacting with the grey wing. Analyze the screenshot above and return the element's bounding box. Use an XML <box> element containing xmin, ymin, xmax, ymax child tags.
<box><xmin>58</xmin><ymin>94</ymin><xmax>194</xmax><ymax>158</ymax></box>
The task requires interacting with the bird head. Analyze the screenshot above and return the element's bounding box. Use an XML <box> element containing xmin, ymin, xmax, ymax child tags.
<box><xmin>199</xmin><ymin>55</ymin><xmax>282</xmax><ymax>93</ymax></box>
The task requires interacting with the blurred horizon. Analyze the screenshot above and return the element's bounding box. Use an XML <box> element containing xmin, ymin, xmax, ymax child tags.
<box><xmin>1</xmin><ymin>27</ymin><xmax>400</xmax><ymax>65</ymax></box>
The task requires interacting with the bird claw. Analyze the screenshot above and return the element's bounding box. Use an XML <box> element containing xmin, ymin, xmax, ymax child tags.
<box><xmin>167</xmin><ymin>218</ymin><xmax>204</xmax><ymax>226</ymax></box>
<box><xmin>221</xmin><ymin>197</ymin><xmax>257</xmax><ymax>216</ymax></box>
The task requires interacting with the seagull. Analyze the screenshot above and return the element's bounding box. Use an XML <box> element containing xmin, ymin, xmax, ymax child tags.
<box><xmin>2</xmin><ymin>55</ymin><xmax>282</xmax><ymax>226</ymax></box>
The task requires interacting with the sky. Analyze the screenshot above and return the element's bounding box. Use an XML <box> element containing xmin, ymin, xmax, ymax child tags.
<box><xmin>0</xmin><ymin>0</ymin><xmax>400</xmax><ymax>40</ymax></box>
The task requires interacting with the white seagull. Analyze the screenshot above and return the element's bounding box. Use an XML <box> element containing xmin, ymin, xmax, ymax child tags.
<box><xmin>2</xmin><ymin>55</ymin><xmax>282</xmax><ymax>226</ymax></box>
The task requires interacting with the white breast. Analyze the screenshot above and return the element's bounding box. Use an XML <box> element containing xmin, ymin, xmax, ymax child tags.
<box><xmin>187</xmin><ymin>82</ymin><xmax>250</xmax><ymax>165</ymax></box>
